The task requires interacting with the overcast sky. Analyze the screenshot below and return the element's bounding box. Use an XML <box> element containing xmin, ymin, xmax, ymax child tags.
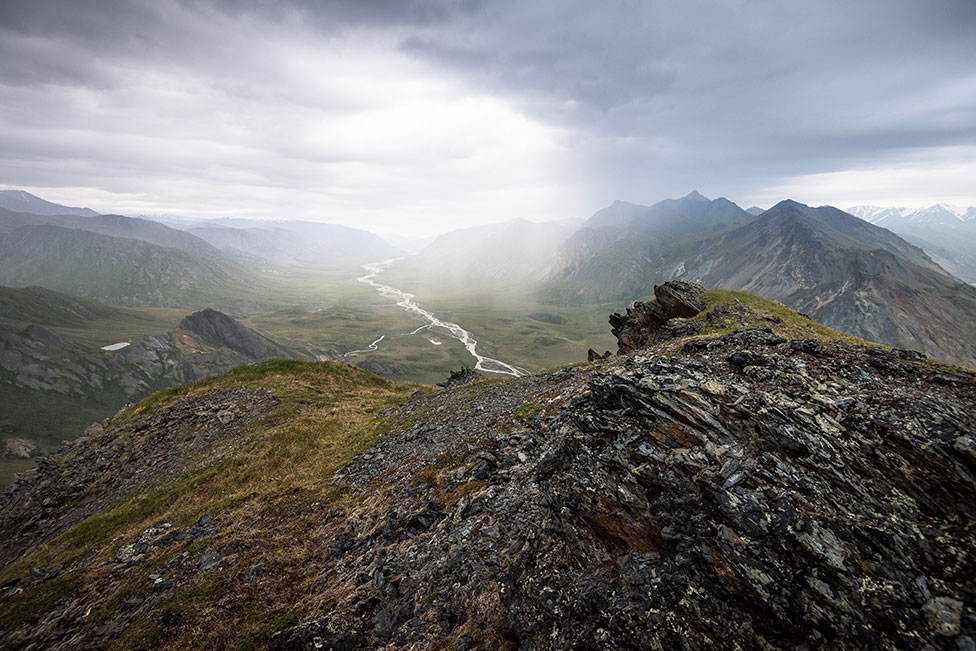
<box><xmin>1</xmin><ymin>0</ymin><xmax>974</xmax><ymax>234</ymax></box>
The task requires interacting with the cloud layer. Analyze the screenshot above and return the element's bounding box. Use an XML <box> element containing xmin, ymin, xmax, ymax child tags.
<box><xmin>1</xmin><ymin>0</ymin><xmax>973</xmax><ymax>232</ymax></box>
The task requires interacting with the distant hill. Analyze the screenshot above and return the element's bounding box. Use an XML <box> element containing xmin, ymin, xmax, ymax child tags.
<box><xmin>0</xmin><ymin>224</ymin><xmax>242</xmax><ymax>307</ymax></box>
<box><xmin>0</xmin><ymin>284</ymin><xmax>126</xmax><ymax>327</ymax></box>
<box><xmin>848</xmin><ymin>203</ymin><xmax>976</xmax><ymax>283</ymax></box>
<box><xmin>182</xmin><ymin>219</ymin><xmax>400</xmax><ymax>268</ymax></box>
<box><xmin>0</xmin><ymin>207</ymin><xmax>221</xmax><ymax>257</ymax></box>
<box><xmin>0</xmin><ymin>190</ymin><xmax>98</xmax><ymax>217</ymax></box>
<box><xmin>0</xmin><ymin>287</ymin><xmax>315</xmax><ymax>475</ymax></box>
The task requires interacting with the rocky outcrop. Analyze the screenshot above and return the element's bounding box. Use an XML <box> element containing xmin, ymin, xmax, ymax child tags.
<box><xmin>609</xmin><ymin>280</ymin><xmax>706</xmax><ymax>353</ymax></box>
<box><xmin>261</xmin><ymin>337</ymin><xmax>976</xmax><ymax>649</ymax></box>
<box><xmin>436</xmin><ymin>365</ymin><xmax>478</xmax><ymax>388</ymax></box>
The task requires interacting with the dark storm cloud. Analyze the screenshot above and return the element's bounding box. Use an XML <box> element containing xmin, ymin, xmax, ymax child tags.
<box><xmin>394</xmin><ymin>0</ymin><xmax>976</xmax><ymax>201</ymax></box>
<box><xmin>0</xmin><ymin>0</ymin><xmax>973</xmax><ymax>227</ymax></box>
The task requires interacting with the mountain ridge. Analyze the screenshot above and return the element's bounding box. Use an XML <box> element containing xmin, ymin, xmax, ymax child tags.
<box><xmin>0</xmin><ymin>224</ymin><xmax>245</xmax><ymax>308</ymax></box>
<box><xmin>0</xmin><ymin>190</ymin><xmax>99</xmax><ymax>217</ymax></box>
<box><xmin>846</xmin><ymin>203</ymin><xmax>976</xmax><ymax>283</ymax></box>
<box><xmin>543</xmin><ymin>195</ymin><xmax>976</xmax><ymax>367</ymax></box>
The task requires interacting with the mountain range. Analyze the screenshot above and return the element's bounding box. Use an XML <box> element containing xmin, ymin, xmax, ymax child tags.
<box><xmin>847</xmin><ymin>203</ymin><xmax>976</xmax><ymax>283</ymax></box>
<box><xmin>0</xmin><ymin>190</ymin><xmax>98</xmax><ymax>217</ymax></box>
<box><xmin>394</xmin><ymin>192</ymin><xmax>976</xmax><ymax>367</ymax></box>
<box><xmin>182</xmin><ymin>218</ymin><xmax>400</xmax><ymax>269</ymax></box>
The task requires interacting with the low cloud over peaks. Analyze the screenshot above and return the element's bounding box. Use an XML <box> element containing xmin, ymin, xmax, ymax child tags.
<box><xmin>1</xmin><ymin>0</ymin><xmax>974</xmax><ymax>231</ymax></box>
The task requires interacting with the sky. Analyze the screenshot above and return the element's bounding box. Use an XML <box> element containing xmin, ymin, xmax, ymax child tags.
<box><xmin>1</xmin><ymin>0</ymin><xmax>974</xmax><ymax>235</ymax></box>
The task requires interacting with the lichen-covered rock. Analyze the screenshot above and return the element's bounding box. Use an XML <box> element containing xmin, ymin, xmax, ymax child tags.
<box><xmin>609</xmin><ymin>281</ymin><xmax>708</xmax><ymax>353</ymax></box>
<box><xmin>654</xmin><ymin>280</ymin><xmax>707</xmax><ymax>317</ymax></box>
<box><xmin>268</xmin><ymin>336</ymin><xmax>975</xmax><ymax>650</ymax></box>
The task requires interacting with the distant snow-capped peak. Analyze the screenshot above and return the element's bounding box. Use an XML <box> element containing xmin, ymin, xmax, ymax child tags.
<box><xmin>847</xmin><ymin>203</ymin><xmax>975</xmax><ymax>225</ymax></box>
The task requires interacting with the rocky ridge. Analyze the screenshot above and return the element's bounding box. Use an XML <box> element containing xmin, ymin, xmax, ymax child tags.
<box><xmin>0</xmin><ymin>290</ymin><xmax>973</xmax><ymax>649</ymax></box>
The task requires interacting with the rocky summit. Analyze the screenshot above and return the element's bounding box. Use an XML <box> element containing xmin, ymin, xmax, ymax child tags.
<box><xmin>0</xmin><ymin>291</ymin><xmax>974</xmax><ymax>650</ymax></box>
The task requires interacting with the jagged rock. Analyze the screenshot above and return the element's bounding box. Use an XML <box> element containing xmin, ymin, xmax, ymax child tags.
<box><xmin>436</xmin><ymin>365</ymin><xmax>478</xmax><ymax>388</ymax></box>
<box><xmin>3</xmin><ymin>438</ymin><xmax>39</xmax><ymax>459</ymax></box>
<box><xmin>653</xmin><ymin>280</ymin><xmax>707</xmax><ymax>317</ymax></box>
<box><xmin>659</xmin><ymin>317</ymin><xmax>701</xmax><ymax>339</ymax></box>
<box><xmin>787</xmin><ymin>338</ymin><xmax>824</xmax><ymax>354</ymax></box>
<box><xmin>587</xmin><ymin>348</ymin><xmax>612</xmax><ymax>361</ymax></box>
<box><xmin>682</xmin><ymin>327</ymin><xmax>787</xmax><ymax>354</ymax></box>
<box><xmin>28</xmin><ymin>562</ymin><xmax>61</xmax><ymax>581</ymax></box>
<box><xmin>895</xmin><ymin>347</ymin><xmax>927</xmax><ymax>361</ymax></box>
<box><xmin>610</xmin><ymin>281</ymin><xmax>708</xmax><ymax>353</ymax></box>
<box><xmin>923</xmin><ymin>597</ymin><xmax>965</xmax><ymax>636</ymax></box>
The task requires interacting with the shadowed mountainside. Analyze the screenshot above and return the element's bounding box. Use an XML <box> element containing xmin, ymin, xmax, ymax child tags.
<box><xmin>0</xmin><ymin>225</ymin><xmax>246</xmax><ymax>308</ymax></box>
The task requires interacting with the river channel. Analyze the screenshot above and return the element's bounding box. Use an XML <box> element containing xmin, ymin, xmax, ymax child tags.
<box><xmin>346</xmin><ymin>259</ymin><xmax>526</xmax><ymax>377</ymax></box>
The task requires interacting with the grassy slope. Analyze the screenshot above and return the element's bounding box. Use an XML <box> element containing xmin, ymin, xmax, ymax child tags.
<box><xmin>697</xmin><ymin>289</ymin><xmax>878</xmax><ymax>345</ymax></box>
<box><xmin>0</xmin><ymin>360</ymin><xmax>425</xmax><ymax>649</ymax></box>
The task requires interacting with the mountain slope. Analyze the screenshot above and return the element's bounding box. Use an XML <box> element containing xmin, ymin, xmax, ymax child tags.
<box><xmin>544</xmin><ymin>196</ymin><xmax>976</xmax><ymax>367</ymax></box>
<box><xmin>0</xmin><ymin>190</ymin><xmax>98</xmax><ymax>217</ymax></box>
<box><xmin>0</xmin><ymin>207</ymin><xmax>222</xmax><ymax>258</ymax></box>
<box><xmin>848</xmin><ymin>204</ymin><xmax>976</xmax><ymax>283</ymax></box>
<box><xmin>543</xmin><ymin>192</ymin><xmax>753</xmax><ymax>301</ymax></box>
<box><xmin>665</xmin><ymin>200</ymin><xmax>976</xmax><ymax>366</ymax></box>
<box><xmin>0</xmin><ymin>294</ymin><xmax>972</xmax><ymax>649</ymax></box>
<box><xmin>182</xmin><ymin>219</ymin><xmax>400</xmax><ymax>269</ymax></box>
<box><xmin>0</xmin><ymin>225</ymin><xmax>242</xmax><ymax>307</ymax></box>
<box><xmin>0</xmin><ymin>289</ymin><xmax>316</xmax><ymax>478</ymax></box>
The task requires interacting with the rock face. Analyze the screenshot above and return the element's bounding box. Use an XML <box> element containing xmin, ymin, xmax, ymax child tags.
<box><xmin>609</xmin><ymin>280</ymin><xmax>707</xmax><ymax>353</ymax></box>
<box><xmin>0</xmin><ymin>298</ymin><xmax>974</xmax><ymax>650</ymax></box>
<box><xmin>653</xmin><ymin>279</ymin><xmax>707</xmax><ymax>317</ymax></box>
